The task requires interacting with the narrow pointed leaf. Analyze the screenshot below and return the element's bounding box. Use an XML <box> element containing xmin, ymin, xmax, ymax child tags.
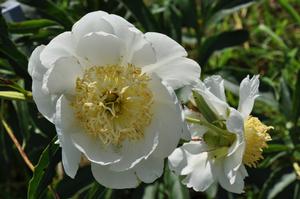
<box><xmin>27</xmin><ymin>136</ymin><xmax>61</xmax><ymax>199</ymax></box>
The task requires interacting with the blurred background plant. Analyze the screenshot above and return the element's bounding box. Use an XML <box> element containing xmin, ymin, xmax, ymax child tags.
<box><xmin>0</xmin><ymin>0</ymin><xmax>299</xmax><ymax>198</ymax></box>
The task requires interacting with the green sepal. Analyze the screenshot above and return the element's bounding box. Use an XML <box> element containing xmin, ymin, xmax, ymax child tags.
<box><xmin>203</xmin><ymin>130</ymin><xmax>236</xmax><ymax>149</ymax></box>
<box><xmin>192</xmin><ymin>90</ymin><xmax>219</xmax><ymax>123</ymax></box>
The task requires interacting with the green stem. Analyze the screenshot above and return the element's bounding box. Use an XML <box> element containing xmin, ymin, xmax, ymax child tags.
<box><xmin>186</xmin><ymin>116</ymin><xmax>226</xmax><ymax>136</ymax></box>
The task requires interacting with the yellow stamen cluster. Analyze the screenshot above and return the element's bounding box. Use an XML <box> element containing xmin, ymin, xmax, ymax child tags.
<box><xmin>243</xmin><ymin>116</ymin><xmax>273</xmax><ymax>167</ymax></box>
<box><xmin>71</xmin><ymin>64</ymin><xmax>153</xmax><ymax>146</ymax></box>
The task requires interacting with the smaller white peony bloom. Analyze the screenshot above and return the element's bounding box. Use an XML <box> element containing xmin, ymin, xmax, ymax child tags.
<box><xmin>168</xmin><ymin>75</ymin><xmax>272</xmax><ymax>193</ymax></box>
<box><xmin>28</xmin><ymin>11</ymin><xmax>200</xmax><ymax>188</ymax></box>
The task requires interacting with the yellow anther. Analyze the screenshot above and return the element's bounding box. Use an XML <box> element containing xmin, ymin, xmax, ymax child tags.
<box><xmin>71</xmin><ymin>64</ymin><xmax>153</xmax><ymax>146</ymax></box>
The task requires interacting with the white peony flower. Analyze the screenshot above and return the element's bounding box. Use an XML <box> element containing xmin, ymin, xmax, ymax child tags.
<box><xmin>168</xmin><ymin>75</ymin><xmax>272</xmax><ymax>193</ymax></box>
<box><xmin>28</xmin><ymin>11</ymin><xmax>200</xmax><ymax>188</ymax></box>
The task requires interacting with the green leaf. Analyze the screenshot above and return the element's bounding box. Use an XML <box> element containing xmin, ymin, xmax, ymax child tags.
<box><xmin>259</xmin><ymin>152</ymin><xmax>288</xmax><ymax>168</ymax></box>
<box><xmin>258</xmin><ymin>166</ymin><xmax>286</xmax><ymax>199</ymax></box>
<box><xmin>18</xmin><ymin>0</ymin><xmax>74</xmax><ymax>29</ymax></box>
<box><xmin>199</xmin><ymin>29</ymin><xmax>249</xmax><ymax>65</ymax></box>
<box><xmin>192</xmin><ymin>90</ymin><xmax>219</xmax><ymax>123</ymax></box>
<box><xmin>292</xmin><ymin>71</ymin><xmax>300</xmax><ymax>124</ymax></box>
<box><xmin>208</xmin><ymin>0</ymin><xmax>255</xmax><ymax>25</ymax></box>
<box><xmin>264</xmin><ymin>144</ymin><xmax>292</xmax><ymax>153</ymax></box>
<box><xmin>258</xmin><ymin>24</ymin><xmax>288</xmax><ymax>50</ymax></box>
<box><xmin>142</xmin><ymin>183</ymin><xmax>159</xmax><ymax>199</ymax></box>
<box><xmin>119</xmin><ymin>0</ymin><xmax>160</xmax><ymax>31</ymax></box>
<box><xmin>85</xmin><ymin>183</ymin><xmax>106</xmax><ymax>199</ymax></box>
<box><xmin>277</xmin><ymin>0</ymin><xmax>300</xmax><ymax>25</ymax></box>
<box><xmin>267</xmin><ymin>172</ymin><xmax>297</xmax><ymax>199</ymax></box>
<box><xmin>0</xmin><ymin>91</ymin><xmax>31</xmax><ymax>101</ymax></box>
<box><xmin>293</xmin><ymin>182</ymin><xmax>300</xmax><ymax>199</ymax></box>
<box><xmin>279</xmin><ymin>77</ymin><xmax>293</xmax><ymax>120</ymax></box>
<box><xmin>214</xmin><ymin>0</ymin><xmax>255</xmax><ymax>11</ymax></box>
<box><xmin>163</xmin><ymin>167</ymin><xmax>190</xmax><ymax>199</ymax></box>
<box><xmin>8</xmin><ymin>19</ymin><xmax>60</xmax><ymax>34</ymax></box>
<box><xmin>27</xmin><ymin>136</ymin><xmax>61</xmax><ymax>199</ymax></box>
<box><xmin>56</xmin><ymin>166</ymin><xmax>94</xmax><ymax>198</ymax></box>
<box><xmin>0</xmin><ymin>13</ymin><xmax>29</xmax><ymax>79</ymax></box>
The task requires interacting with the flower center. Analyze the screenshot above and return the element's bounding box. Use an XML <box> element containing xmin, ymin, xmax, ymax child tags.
<box><xmin>71</xmin><ymin>64</ymin><xmax>153</xmax><ymax>146</ymax></box>
<box><xmin>243</xmin><ymin>116</ymin><xmax>272</xmax><ymax>167</ymax></box>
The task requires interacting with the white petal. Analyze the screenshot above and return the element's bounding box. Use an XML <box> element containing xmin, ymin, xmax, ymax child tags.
<box><xmin>177</xmin><ymin>85</ymin><xmax>193</xmax><ymax>104</ymax></box>
<box><xmin>238</xmin><ymin>75</ymin><xmax>260</xmax><ymax>119</ymax></box>
<box><xmin>32</xmin><ymin>80</ymin><xmax>58</xmax><ymax>123</ymax></box>
<box><xmin>91</xmin><ymin>163</ymin><xmax>139</xmax><ymax>189</ymax></box>
<box><xmin>102</xmin><ymin>14</ymin><xmax>134</xmax><ymax>42</ymax></box>
<box><xmin>72</xmin><ymin>11</ymin><xmax>113</xmax><ymax>40</ymax></box>
<box><xmin>204</xmin><ymin>75</ymin><xmax>226</xmax><ymax>102</ymax></box>
<box><xmin>54</xmin><ymin>96</ymin><xmax>82</xmax><ymax>178</ymax></box>
<box><xmin>145</xmin><ymin>32</ymin><xmax>187</xmax><ymax>60</ymax></box>
<box><xmin>180</xmin><ymin>106</ymin><xmax>192</xmax><ymax>140</ymax></box>
<box><xmin>170</xmin><ymin>142</ymin><xmax>213</xmax><ymax>192</ymax></box>
<box><xmin>42</xmin><ymin>56</ymin><xmax>83</xmax><ymax>95</ymax></box>
<box><xmin>239</xmin><ymin>164</ymin><xmax>249</xmax><ymax>178</ymax></box>
<box><xmin>168</xmin><ymin>147</ymin><xmax>186</xmax><ymax>175</ymax></box>
<box><xmin>108</xmin><ymin>117</ymin><xmax>159</xmax><ymax>171</ymax></box>
<box><xmin>184</xmin><ymin>108</ymin><xmax>207</xmax><ymax>138</ymax></box>
<box><xmin>30</xmin><ymin>46</ymin><xmax>57</xmax><ymax>122</ymax></box>
<box><xmin>148</xmin><ymin>75</ymin><xmax>186</xmax><ymax>158</ymax></box>
<box><xmin>213</xmin><ymin>162</ymin><xmax>245</xmax><ymax>194</ymax></box>
<box><xmin>179</xmin><ymin>142</ymin><xmax>208</xmax><ymax>175</ymax></box>
<box><xmin>226</xmin><ymin>109</ymin><xmax>244</xmax><ymax>156</ymax></box>
<box><xmin>168</xmin><ymin>141</ymin><xmax>208</xmax><ymax>176</ymax></box>
<box><xmin>40</xmin><ymin>32</ymin><xmax>76</xmax><ymax>67</ymax></box>
<box><xmin>76</xmin><ymin>32</ymin><xmax>125</xmax><ymax>67</ymax></box>
<box><xmin>109</xmin><ymin>75</ymin><xmax>185</xmax><ymax>171</ymax></box>
<box><xmin>135</xmin><ymin>156</ymin><xmax>164</xmax><ymax>183</ymax></box>
<box><xmin>28</xmin><ymin>45</ymin><xmax>46</xmax><ymax>80</ymax></box>
<box><xmin>144</xmin><ymin>32</ymin><xmax>200</xmax><ymax>89</ymax></box>
<box><xmin>71</xmin><ymin>132</ymin><xmax>123</xmax><ymax>165</ymax></box>
<box><xmin>55</xmin><ymin>95</ymin><xmax>122</xmax><ymax>165</ymax></box>
<box><xmin>193</xmin><ymin>81</ymin><xmax>229</xmax><ymax>119</ymax></box>
<box><xmin>61</xmin><ymin>145</ymin><xmax>81</xmax><ymax>179</ymax></box>
<box><xmin>182</xmin><ymin>155</ymin><xmax>214</xmax><ymax>192</ymax></box>
<box><xmin>129</xmin><ymin>28</ymin><xmax>156</xmax><ymax>67</ymax></box>
<box><xmin>224</xmin><ymin>143</ymin><xmax>245</xmax><ymax>184</ymax></box>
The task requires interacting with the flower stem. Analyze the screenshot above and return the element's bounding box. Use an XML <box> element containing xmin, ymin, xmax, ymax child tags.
<box><xmin>185</xmin><ymin>116</ymin><xmax>226</xmax><ymax>136</ymax></box>
<box><xmin>1</xmin><ymin>119</ymin><xmax>34</xmax><ymax>171</ymax></box>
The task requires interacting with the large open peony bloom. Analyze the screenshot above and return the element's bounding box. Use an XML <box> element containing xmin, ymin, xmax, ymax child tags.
<box><xmin>168</xmin><ymin>75</ymin><xmax>272</xmax><ymax>193</ymax></box>
<box><xmin>28</xmin><ymin>11</ymin><xmax>200</xmax><ymax>188</ymax></box>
